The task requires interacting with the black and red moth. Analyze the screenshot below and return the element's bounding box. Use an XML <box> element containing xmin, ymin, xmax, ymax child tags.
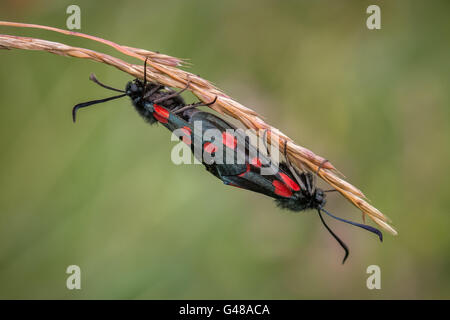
<box><xmin>73</xmin><ymin>63</ymin><xmax>382</xmax><ymax>263</ymax></box>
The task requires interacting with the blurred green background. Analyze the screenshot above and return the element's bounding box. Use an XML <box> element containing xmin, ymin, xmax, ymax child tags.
<box><xmin>0</xmin><ymin>0</ymin><xmax>449</xmax><ymax>299</ymax></box>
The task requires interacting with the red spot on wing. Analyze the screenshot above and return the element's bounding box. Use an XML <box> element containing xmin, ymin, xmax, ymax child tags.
<box><xmin>272</xmin><ymin>180</ymin><xmax>293</xmax><ymax>198</ymax></box>
<box><xmin>153</xmin><ymin>104</ymin><xmax>169</xmax><ymax>124</ymax></box>
<box><xmin>222</xmin><ymin>132</ymin><xmax>237</xmax><ymax>149</ymax></box>
<box><xmin>181</xmin><ymin>126</ymin><xmax>192</xmax><ymax>145</ymax></box>
<box><xmin>182</xmin><ymin>137</ymin><xmax>192</xmax><ymax>145</ymax></box>
<box><xmin>250</xmin><ymin>157</ymin><xmax>262</xmax><ymax>167</ymax></box>
<box><xmin>181</xmin><ymin>126</ymin><xmax>191</xmax><ymax>136</ymax></box>
<box><xmin>279</xmin><ymin>172</ymin><xmax>301</xmax><ymax>191</ymax></box>
<box><xmin>203</xmin><ymin>142</ymin><xmax>218</xmax><ymax>154</ymax></box>
<box><xmin>227</xmin><ymin>183</ymin><xmax>244</xmax><ymax>189</ymax></box>
<box><xmin>238</xmin><ymin>164</ymin><xmax>251</xmax><ymax>177</ymax></box>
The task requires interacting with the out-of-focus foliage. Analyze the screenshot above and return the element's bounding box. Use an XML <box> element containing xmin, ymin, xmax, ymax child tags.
<box><xmin>0</xmin><ymin>0</ymin><xmax>449</xmax><ymax>299</ymax></box>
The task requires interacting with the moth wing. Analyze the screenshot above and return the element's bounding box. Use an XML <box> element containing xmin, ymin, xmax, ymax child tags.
<box><xmin>189</xmin><ymin>111</ymin><xmax>301</xmax><ymax>198</ymax></box>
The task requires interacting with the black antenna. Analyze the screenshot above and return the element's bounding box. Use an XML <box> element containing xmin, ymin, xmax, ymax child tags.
<box><xmin>72</xmin><ymin>93</ymin><xmax>126</xmax><ymax>122</ymax></box>
<box><xmin>317</xmin><ymin>209</ymin><xmax>349</xmax><ymax>264</ymax></box>
<box><xmin>320</xmin><ymin>207</ymin><xmax>383</xmax><ymax>242</ymax></box>
<box><xmin>89</xmin><ymin>74</ymin><xmax>124</xmax><ymax>93</ymax></box>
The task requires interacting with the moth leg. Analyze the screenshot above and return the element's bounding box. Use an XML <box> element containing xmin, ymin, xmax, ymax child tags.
<box><xmin>153</xmin><ymin>78</ymin><xmax>191</xmax><ymax>104</ymax></box>
<box><xmin>316</xmin><ymin>159</ymin><xmax>329</xmax><ymax>175</ymax></box>
<box><xmin>262</xmin><ymin>129</ymin><xmax>271</xmax><ymax>157</ymax></box>
<box><xmin>283</xmin><ymin>140</ymin><xmax>308</xmax><ymax>192</ymax></box>
<box><xmin>312</xmin><ymin>159</ymin><xmax>329</xmax><ymax>194</ymax></box>
<box><xmin>143</xmin><ymin>85</ymin><xmax>163</xmax><ymax>100</ymax></box>
<box><xmin>173</xmin><ymin>96</ymin><xmax>217</xmax><ymax>115</ymax></box>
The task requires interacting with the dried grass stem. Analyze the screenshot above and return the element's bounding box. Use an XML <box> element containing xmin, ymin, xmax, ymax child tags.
<box><xmin>0</xmin><ymin>21</ymin><xmax>397</xmax><ymax>235</ymax></box>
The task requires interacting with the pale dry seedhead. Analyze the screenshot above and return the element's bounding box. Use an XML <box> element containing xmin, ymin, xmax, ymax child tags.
<box><xmin>0</xmin><ymin>21</ymin><xmax>397</xmax><ymax>235</ymax></box>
